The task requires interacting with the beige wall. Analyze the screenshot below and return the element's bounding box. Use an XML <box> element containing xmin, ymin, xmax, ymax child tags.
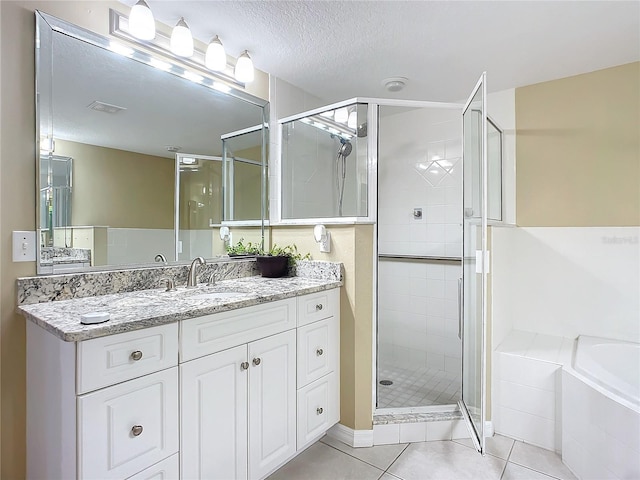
<box><xmin>516</xmin><ymin>62</ymin><xmax>640</xmax><ymax>227</ymax></box>
<box><xmin>56</xmin><ymin>140</ymin><xmax>175</xmax><ymax>229</ymax></box>
<box><xmin>0</xmin><ymin>2</ymin><xmax>268</xmax><ymax>477</ymax></box>
<box><xmin>270</xmin><ymin>225</ymin><xmax>374</xmax><ymax>430</ymax></box>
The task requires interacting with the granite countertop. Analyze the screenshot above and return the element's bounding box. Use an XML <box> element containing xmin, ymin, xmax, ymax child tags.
<box><xmin>18</xmin><ymin>275</ymin><xmax>341</xmax><ymax>342</ymax></box>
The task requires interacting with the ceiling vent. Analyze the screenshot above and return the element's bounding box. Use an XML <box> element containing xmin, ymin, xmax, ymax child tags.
<box><xmin>87</xmin><ymin>100</ymin><xmax>127</xmax><ymax>114</ymax></box>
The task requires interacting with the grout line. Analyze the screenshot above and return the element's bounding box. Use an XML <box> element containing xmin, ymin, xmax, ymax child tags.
<box><xmin>508</xmin><ymin>460</ymin><xmax>570</xmax><ymax>480</ymax></box>
<box><xmin>319</xmin><ymin>438</ymin><xmax>400</xmax><ymax>473</ymax></box>
<box><xmin>383</xmin><ymin>443</ymin><xmax>411</xmax><ymax>476</ymax></box>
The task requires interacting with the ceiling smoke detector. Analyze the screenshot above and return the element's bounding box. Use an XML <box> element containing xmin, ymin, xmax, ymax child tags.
<box><xmin>382</xmin><ymin>77</ymin><xmax>408</xmax><ymax>92</ymax></box>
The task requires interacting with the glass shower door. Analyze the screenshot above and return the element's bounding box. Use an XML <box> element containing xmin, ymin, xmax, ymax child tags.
<box><xmin>459</xmin><ymin>73</ymin><xmax>488</xmax><ymax>453</ymax></box>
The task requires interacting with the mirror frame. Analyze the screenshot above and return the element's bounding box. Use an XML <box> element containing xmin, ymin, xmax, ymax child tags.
<box><xmin>35</xmin><ymin>10</ymin><xmax>269</xmax><ymax>274</ymax></box>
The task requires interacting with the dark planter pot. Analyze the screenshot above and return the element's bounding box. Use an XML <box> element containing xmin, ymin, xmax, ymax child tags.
<box><xmin>255</xmin><ymin>255</ymin><xmax>289</xmax><ymax>278</ymax></box>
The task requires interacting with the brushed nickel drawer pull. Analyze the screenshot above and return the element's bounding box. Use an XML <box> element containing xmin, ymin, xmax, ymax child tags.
<box><xmin>316</xmin><ymin>348</ymin><xmax>324</xmax><ymax>356</ymax></box>
<box><xmin>131</xmin><ymin>425</ymin><xmax>143</xmax><ymax>437</ymax></box>
<box><xmin>315</xmin><ymin>304</ymin><xmax>323</xmax><ymax>311</ymax></box>
<box><xmin>253</xmin><ymin>357</ymin><xmax>261</xmax><ymax>366</ymax></box>
<box><xmin>316</xmin><ymin>407</ymin><xmax>324</xmax><ymax>415</ymax></box>
<box><xmin>240</xmin><ymin>362</ymin><xmax>249</xmax><ymax>371</ymax></box>
<box><xmin>130</xmin><ymin>350</ymin><xmax>143</xmax><ymax>361</ymax></box>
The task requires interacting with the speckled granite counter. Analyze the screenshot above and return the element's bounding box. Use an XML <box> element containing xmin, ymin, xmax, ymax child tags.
<box><xmin>18</xmin><ymin>275</ymin><xmax>341</xmax><ymax>342</ymax></box>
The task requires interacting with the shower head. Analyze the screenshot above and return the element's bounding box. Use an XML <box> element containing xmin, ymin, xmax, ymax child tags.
<box><xmin>338</xmin><ymin>138</ymin><xmax>353</xmax><ymax>157</ymax></box>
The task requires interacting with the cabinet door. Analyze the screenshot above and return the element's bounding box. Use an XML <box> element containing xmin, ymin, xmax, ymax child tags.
<box><xmin>180</xmin><ymin>345</ymin><xmax>248</xmax><ymax>480</ymax></box>
<box><xmin>297</xmin><ymin>316</ymin><xmax>338</xmax><ymax>387</ymax></box>
<box><xmin>248</xmin><ymin>330</ymin><xmax>297</xmax><ymax>480</ymax></box>
<box><xmin>297</xmin><ymin>372</ymin><xmax>339</xmax><ymax>449</ymax></box>
<box><xmin>78</xmin><ymin>368</ymin><xmax>179</xmax><ymax>480</ymax></box>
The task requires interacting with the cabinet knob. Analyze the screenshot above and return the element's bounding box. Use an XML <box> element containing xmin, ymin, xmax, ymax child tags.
<box><xmin>316</xmin><ymin>348</ymin><xmax>324</xmax><ymax>356</ymax></box>
<box><xmin>130</xmin><ymin>350</ymin><xmax>143</xmax><ymax>361</ymax></box>
<box><xmin>316</xmin><ymin>407</ymin><xmax>324</xmax><ymax>415</ymax></box>
<box><xmin>131</xmin><ymin>425</ymin><xmax>143</xmax><ymax>437</ymax></box>
<box><xmin>315</xmin><ymin>304</ymin><xmax>323</xmax><ymax>311</ymax></box>
<box><xmin>252</xmin><ymin>357</ymin><xmax>261</xmax><ymax>366</ymax></box>
<box><xmin>240</xmin><ymin>362</ymin><xmax>249</xmax><ymax>371</ymax></box>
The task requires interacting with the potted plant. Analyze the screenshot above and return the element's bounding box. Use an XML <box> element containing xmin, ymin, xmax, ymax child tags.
<box><xmin>226</xmin><ymin>238</ymin><xmax>261</xmax><ymax>258</ymax></box>
<box><xmin>255</xmin><ymin>243</ymin><xmax>311</xmax><ymax>278</ymax></box>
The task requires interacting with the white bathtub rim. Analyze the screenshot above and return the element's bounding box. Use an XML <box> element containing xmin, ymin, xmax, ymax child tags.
<box><xmin>566</xmin><ymin>336</ymin><xmax>640</xmax><ymax>414</ymax></box>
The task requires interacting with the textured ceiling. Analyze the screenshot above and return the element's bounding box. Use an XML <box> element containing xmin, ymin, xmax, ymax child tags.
<box><xmin>119</xmin><ymin>0</ymin><xmax>639</xmax><ymax>103</ymax></box>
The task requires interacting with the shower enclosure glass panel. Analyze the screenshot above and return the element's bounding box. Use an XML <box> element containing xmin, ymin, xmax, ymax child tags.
<box><xmin>377</xmin><ymin>104</ymin><xmax>463</xmax><ymax>411</ymax></box>
<box><xmin>176</xmin><ymin>154</ymin><xmax>223</xmax><ymax>261</ymax></box>
<box><xmin>281</xmin><ymin>103</ymin><xmax>368</xmax><ymax>219</ymax></box>
<box><xmin>459</xmin><ymin>74</ymin><xmax>488</xmax><ymax>454</ymax></box>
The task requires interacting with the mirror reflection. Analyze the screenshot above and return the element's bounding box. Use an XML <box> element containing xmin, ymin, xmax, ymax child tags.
<box><xmin>37</xmin><ymin>12</ymin><xmax>267</xmax><ymax>274</ymax></box>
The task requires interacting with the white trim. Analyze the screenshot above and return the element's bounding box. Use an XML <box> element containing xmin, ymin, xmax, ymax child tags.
<box><xmin>485</xmin><ymin>421</ymin><xmax>495</xmax><ymax>437</ymax></box>
<box><xmin>220</xmin><ymin>124</ymin><xmax>262</xmax><ymax>140</ymax></box>
<box><xmin>272</xmin><ymin>218</ymin><xmax>375</xmax><ymax>226</ymax></box>
<box><xmin>326</xmin><ymin>423</ymin><xmax>374</xmax><ymax>448</ymax></box>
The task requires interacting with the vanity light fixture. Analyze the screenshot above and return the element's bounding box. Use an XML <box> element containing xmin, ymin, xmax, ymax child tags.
<box><xmin>234</xmin><ymin>50</ymin><xmax>254</xmax><ymax>83</ymax></box>
<box><xmin>128</xmin><ymin>0</ymin><xmax>155</xmax><ymax>40</ymax></box>
<box><xmin>205</xmin><ymin>35</ymin><xmax>227</xmax><ymax>71</ymax></box>
<box><xmin>334</xmin><ymin>107</ymin><xmax>348</xmax><ymax>123</ymax></box>
<box><xmin>347</xmin><ymin>110</ymin><xmax>357</xmax><ymax>129</ymax></box>
<box><xmin>170</xmin><ymin>17</ymin><xmax>194</xmax><ymax>57</ymax></box>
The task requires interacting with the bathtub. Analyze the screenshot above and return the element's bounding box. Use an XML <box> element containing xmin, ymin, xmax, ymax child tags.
<box><xmin>562</xmin><ymin>336</ymin><xmax>640</xmax><ymax>480</ymax></box>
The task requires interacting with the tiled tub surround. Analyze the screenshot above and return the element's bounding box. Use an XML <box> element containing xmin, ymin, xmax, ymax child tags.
<box><xmin>494</xmin><ymin>330</ymin><xmax>573</xmax><ymax>452</ymax></box>
<box><xmin>18</xmin><ymin>260</ymin><xmax>343</xmax><ymax>342</ymax></box>
<box><xmin>562</xmin><ymin>337</ymin><xmax>640</xmax><ymax>480</ymax></box>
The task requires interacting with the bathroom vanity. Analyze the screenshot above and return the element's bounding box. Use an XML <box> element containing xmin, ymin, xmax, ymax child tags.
<box><xmin>19</xmin><ymin>271</ymin><xmax>341</xmax><ymax>480</ymax></box>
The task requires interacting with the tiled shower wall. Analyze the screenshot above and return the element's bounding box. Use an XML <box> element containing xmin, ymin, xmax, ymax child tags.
<box><xmin>377</xmin><ymin>106</ymin><xmax>463</xmax><ymax>381</ymax></box>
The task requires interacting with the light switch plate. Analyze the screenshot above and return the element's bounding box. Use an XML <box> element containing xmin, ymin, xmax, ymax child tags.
<box><xmin>13</xmin><ymin>231</ymin><xmax>37</xmax><ymax>262</ymax></box>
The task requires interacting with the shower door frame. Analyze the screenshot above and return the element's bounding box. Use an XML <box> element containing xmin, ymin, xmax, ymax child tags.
<box><xmin>370</xmin><ymin>98</ymin><xmax>466</xmax><ymax>416</ymax></box>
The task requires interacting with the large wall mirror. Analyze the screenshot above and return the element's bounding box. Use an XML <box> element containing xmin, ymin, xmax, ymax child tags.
<box><xmin>36</xmin><ymin>11</ymin><xmax>268</xmax><ymax>274</ymax></box>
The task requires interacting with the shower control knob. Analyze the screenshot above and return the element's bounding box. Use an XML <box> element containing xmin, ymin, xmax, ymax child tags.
<box><xmin>315</xmin><ymin>304</ymin><xmax>323</xmax><ymax>311</ymax></box>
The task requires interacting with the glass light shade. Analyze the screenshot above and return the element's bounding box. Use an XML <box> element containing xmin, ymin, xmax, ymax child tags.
<box><xmin>205</xmin><ymin>36</ymin><xmax>227</xmax><ymax>71</ymax></box>
<box><xmin>234</xmin><ymin>50</ymin><xmax>254</xmax><ymax>83</ymax></box>
<box><xmin>129</xmin><ymin>0</ymin><xmax>155</xmax><ymax>40</ymax></box>
<box><xmin>335</xmin><ymin>107</ymin><xmax>348</xmax><ymax>123</ymax></box>
<box><xmin>170</xmin><ymin>17</ymin><xmax>194</xmax><ymax>57</ymax></box>
<box><xmin>348</xmin><ymin>111</ymin><xmax>357</xmax><ymax>129</ymax></box>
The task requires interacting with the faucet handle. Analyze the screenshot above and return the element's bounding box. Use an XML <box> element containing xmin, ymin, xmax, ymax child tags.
<box><xmin>207</xmin><ymin>271</ymin><xmax>217</xmax><ymax>287</ymax></box>
<box><xmin>159</xmin><ymin>276</ymin><xmax>177</xmax><ymax>292</ymax></box>
<box><xmin>154</xmin><ymin>253</ymin><xmax>167</xmax><ymax>264</ymax></box>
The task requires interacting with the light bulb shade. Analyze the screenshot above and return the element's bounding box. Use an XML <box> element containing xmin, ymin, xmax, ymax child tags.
<box><xmin>129</xmin><ymin>0</ymin><xmax>155</xmax><ymax>40</ymax></box>
<box><xmin>205</xmin><ymin>36</ymin><xmax>227</xmax><ymax>71</ymax></box>
<box><xmin>347</xmin><ymin>111</ymin><xmax>357</xmax><ymax>129</ymax></box>
<box><xmin>170</xmin><ymin>17</ymin><xmax>194</xmax><ymax>57</ymax></box>
<box><xmin>335</xmin><ymin>107</ymin><xmax>348</xmax><ymax>123</ymax></box>
<box><xmin>234</xmin><ymin>50</ymin><xmax>254</xmax><ymax>83</ymax></box>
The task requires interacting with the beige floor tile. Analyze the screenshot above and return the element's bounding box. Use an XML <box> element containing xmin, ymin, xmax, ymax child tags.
<box><xmin>268</xmin><ymin>442</ymin><xmax>384</xmax><ymax>480</ymax></box>
<box><xmin>387</xmin><ymin>440</ymin><xmax>506</xmax><ymax>480</ymax></box>
<box><xmin>320</xmin><ymin>435</ymin><xmax>408</xmax><ymax>470</ymax></box>
<box><xmin>502</xmin><ymin>462</ymin><xmax>559</xmax><ymax>480</ymax></box>
<box><xmin>509</xmin><ymin>442</ymin><xmax>577</xmax><ymax>480</ymax></box>
<box><xmin>453</xmin><ymin>433</ymin><xmax>515</xmax><ymax>460</ymax></box>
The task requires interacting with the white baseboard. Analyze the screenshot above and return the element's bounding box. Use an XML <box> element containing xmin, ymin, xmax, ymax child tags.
<box><xmin>327</xmin><ymin>423</ymin><xmax>374</xmax><ymax>448</ymax></box>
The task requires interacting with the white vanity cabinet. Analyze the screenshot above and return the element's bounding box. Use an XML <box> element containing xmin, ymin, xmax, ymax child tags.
<box><xmin>180</xmin><ymin>330</ymin><xmax>297</xmax><ymax>480</ymax></box>
<box><xmin>26</xmin><ymin>287</ymin><xmax>340</xmax><ymax>480</ymax></box>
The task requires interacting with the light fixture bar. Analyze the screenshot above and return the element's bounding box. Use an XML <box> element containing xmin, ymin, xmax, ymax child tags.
<box><xmin>109</xmin><ymin>8</ymin><xmax>243</xmax><ymax>88</ymax></box>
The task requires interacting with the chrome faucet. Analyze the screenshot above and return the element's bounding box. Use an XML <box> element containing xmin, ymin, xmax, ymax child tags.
<box><xmin>187</xmin><ymin>257</ymin><xmax>206</xmax><ymax>288</ymax></box>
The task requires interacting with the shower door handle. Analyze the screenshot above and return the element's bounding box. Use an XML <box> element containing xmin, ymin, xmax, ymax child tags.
<box><xmin>458</xmin><ymin>278</ymin><xmax>463</xmax><ymax>340</ymax></box>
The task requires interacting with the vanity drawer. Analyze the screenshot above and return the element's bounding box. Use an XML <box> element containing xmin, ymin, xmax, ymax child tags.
<box><xmin>297</xmin><ymin>316</ymin><xmax>339</xmax><ymax>387</ymax></box>
<box><xmin>297</xmin><ymin>372</ymin><xmax>339</xmax><ymax>450</ymax></box>
<box><xmin>78</xmin><ymin>368</ymin><xmax>179</xmax><ymax>480</ymax></box>
<box><xmin>297</xmin><ymin>289</ymin><xmax>339</xmax><ymax>327</ymax></box>
<box><xmin>77</xmin><ymin>323</ymin><xmax>178</xmax><ymax>394</ymax></box>
<box><xmin>180</xmin><ymin>297</ymin><xmax>296</xmax><ymax>362</ymax></box>
<box><xmin>126</xmin><ymin>453</ymin><xmax>179</xmax><ymax>480</ymax></box>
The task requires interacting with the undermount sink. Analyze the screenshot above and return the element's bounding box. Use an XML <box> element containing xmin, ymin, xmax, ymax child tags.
<box><xmin>188</xmin><ymin>292</ymin><xmax>248</xmax><ymax>301</ymax></box>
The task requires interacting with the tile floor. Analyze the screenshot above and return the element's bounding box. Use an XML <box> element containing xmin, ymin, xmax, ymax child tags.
<box><xmin>269</xmin><ymin>434</ymin><xmax>578</xmax><ymax>480</ymax></box>
<box><xmin>377</xmin><ymin>364</ymin><xmax>461</xmax><ymax>408</ymax></box>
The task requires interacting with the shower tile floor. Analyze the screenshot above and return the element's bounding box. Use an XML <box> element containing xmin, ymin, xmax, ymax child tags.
<box><xmin>377</xmin><ymin>364</ymin><xmax>461</xmax><ymax>408</ymax></box>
